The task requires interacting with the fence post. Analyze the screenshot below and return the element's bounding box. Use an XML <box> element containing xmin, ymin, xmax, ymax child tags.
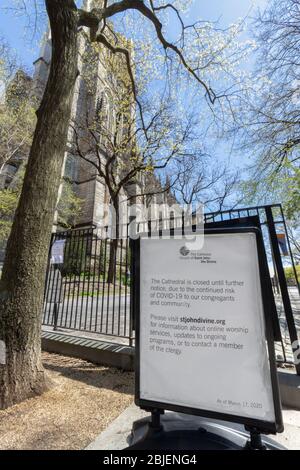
<box><xmin>129</xmin><ymin>217</ymin><xmax>135</xmax><ymax>347</ymax></box>
<box><xmin>279</xmin><ymin>205</ymin><xmax>300</xmax><ymax>297</ymax></box>
<box><xmin>53</xmin><ymin>302</ymin><xmax>58</xmax><ymax>331</ymax></box>
<box><xmin>265</xmin><ymin>206</ymin><xmax>300</xmax><ymax>375</ymax></box>
<box><xmin>43</xmin><ymin>233</ymin><xmax>55</xmax><ymax>304</ymax></box>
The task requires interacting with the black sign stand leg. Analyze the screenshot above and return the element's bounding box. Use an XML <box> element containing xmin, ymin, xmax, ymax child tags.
<box><xmin>149</xmin><ymin>409</ymin><xmax>164</xmax><ymax>433</ymax></box>
<box><xmin>244</xmin><ymin>427</ymin><xmax>267</xmax><ymax>450</ymax></box>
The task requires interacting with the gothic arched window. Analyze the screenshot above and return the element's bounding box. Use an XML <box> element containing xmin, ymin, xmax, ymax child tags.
<box><xmin>106</xmin><ymin>91</ymin><xmax>115</xmax><ymax>135</ymax></box>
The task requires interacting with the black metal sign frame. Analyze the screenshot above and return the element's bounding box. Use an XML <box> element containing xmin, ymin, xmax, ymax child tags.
<box><xmin>133</xmin><ymin>225</ymin><xmax>284</xmax><ymax>435</ymax></box>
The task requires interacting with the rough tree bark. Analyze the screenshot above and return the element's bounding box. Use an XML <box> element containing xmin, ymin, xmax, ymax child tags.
<box><xmin>0</xmin><ymin>0</ymin><xmax>79</xmax><ymax>409</ymax></box>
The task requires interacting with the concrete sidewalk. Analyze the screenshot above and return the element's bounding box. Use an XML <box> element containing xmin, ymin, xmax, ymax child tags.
<box><xmin>85</xmin><ymin>403</ymin><xmax>300</xmax><ymax>450</ymax></box>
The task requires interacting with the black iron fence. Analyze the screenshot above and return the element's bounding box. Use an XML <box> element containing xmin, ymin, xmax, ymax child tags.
<box><xmin>43</xmin><ymin>227</ymin><xmax>133</xmax><ymax>342</ymax></box>
<box><xmin>42</xmin><ymin>204</ymin><xmax>300</xmax><ymax>373</ymax></box>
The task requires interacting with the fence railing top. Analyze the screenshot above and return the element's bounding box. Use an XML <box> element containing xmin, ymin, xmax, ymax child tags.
<box><xmin>52</xmin><ymin>204</ymin><xmax>285</xmax><ymax>237</ymax></box>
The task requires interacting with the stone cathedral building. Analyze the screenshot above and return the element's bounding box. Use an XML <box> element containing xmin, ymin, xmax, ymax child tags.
<box><xmin>0</xmin><ymin>0</ymin><xmax>177</xmax><ymax>237</ymax></box>
<box><xmin>32</xmin><ymin>0</ymin><xmax>134</xmax><ymax>230</ymax></box>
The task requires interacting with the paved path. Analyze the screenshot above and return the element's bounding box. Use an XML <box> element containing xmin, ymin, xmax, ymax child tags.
<box><xmin>43</xmin><ymin>287</ymin><xmax>300</xmax><ymax>354</ymax></box>
<box><xmin>43</xmin><ymin>294</ymin><xmax>131</xmax><ymax>340</ymax></box>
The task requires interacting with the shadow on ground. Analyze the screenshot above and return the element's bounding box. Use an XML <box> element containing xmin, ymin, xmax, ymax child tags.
<box><xmin>43</xmin><ymin>353</ymin><xmax>134</xmax><ymax>394</ymax></box>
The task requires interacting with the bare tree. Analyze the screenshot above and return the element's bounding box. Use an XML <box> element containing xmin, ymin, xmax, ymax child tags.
<box><xmin>70</xmin><ymin>89</ymin><xmax>197</xmax><ymax>281</ymax></box>
<box><xmin>171</xmin><ymin>153</ymin><xmax>240</xmax><ymax>212</ymax></box>
<box><xmin>287</xmin><ymin>224</ymin><xmax>300</xmax><ymax>263</ymax></box>
<box><xmin>234</xmin><ymin>0</ymin><xmax>300</xmax><ymax>181</ymax></box>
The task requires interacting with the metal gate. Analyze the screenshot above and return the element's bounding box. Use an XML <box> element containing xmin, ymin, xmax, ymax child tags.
<box><xmin>43</xmin><ymin>227</ymin><xmax>133</xmax><ymax>343</ymax></box>
<box><xmin>204</xmin><ymin>204</ymin><xmax>300</xmax><ymax>374</ymax></box>
<box><xmin>42</xmin><ymin>204</ymin><xmax>300</xmax><ymax>373</ymax></box>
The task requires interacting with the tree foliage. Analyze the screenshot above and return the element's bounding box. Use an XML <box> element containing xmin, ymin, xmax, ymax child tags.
<box><xmin>0</xmin><ymin>189</ymin><xmax>18</xmax><ymax>243</ymax></box>
<box><xmin>69</xmin><ymin>1</ymin><xmax>252</xmax><ymax>221</ymax></box>
<box><xmin>235</xmin><ymin>0</ymin><xmax>300</xmax><ymax>183</ymax></box>
<box><xmin>57</xmin><ymin>181</ymin><xmax>83</xmax><ymax>229</ymax></box>
<box><xmin>0</xmin><ymin>40</ymin><xmax>36</xmax><ymax>172</ymax></box>
<box><xmin>0</xmin><ymin>175</ymin><xmax>83</xmax><ymax>245</ymax></box>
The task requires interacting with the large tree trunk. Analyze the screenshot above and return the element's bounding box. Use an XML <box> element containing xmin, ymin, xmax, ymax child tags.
<box><xmin>0</xmin><ymin>0</ymin><xmax>78</xmax><ymax>409</ymax></box>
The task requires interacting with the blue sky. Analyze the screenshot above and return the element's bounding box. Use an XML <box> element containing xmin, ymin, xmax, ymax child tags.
<box><xmin>0</xmin><ymin>0</ymin><xmax>269</xmax><ymax>208</ymax></box>
<box><xmin>0</xmin><ymin>0</ymin><xmax>267</xmax><ymax>71</ymax></box>
<box><xmin>191</xmin><ymin>0</ymin><xmax>267</xmax><ymax>24</ymax></box>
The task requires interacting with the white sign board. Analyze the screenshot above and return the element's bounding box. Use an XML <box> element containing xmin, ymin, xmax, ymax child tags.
<box><xmin>139</xmin><ymin>232</ymin><xmax>277</xmax><ymax>425</ymax></box>
<box><xmin>50</xmin><ymin>240</ymin><xmax>66</xmax><ymax>264</ymax></box>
